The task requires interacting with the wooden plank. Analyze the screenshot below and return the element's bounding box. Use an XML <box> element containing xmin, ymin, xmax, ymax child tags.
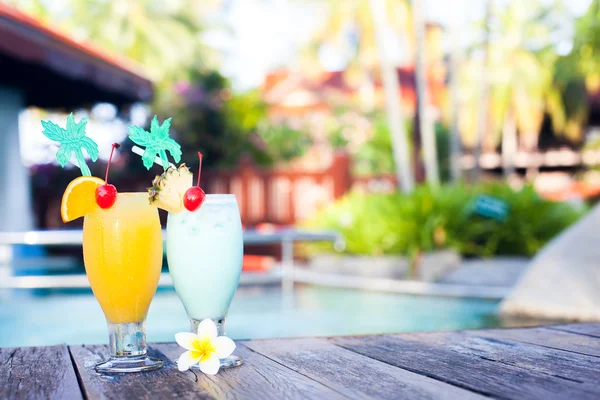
<box><xmin>464</xmin><ymin>329</ymin><xmax>600</xmax><ymax>385</ymax></box>
<box><xmin>481</xmin><ymin>326</ymin><xmax>600</xmax><ymax>357</ymax></box>
<box><xmin>244</xmin><ymin>337</ymin><xmax>484</xmax><ymax>400</ymax></box>
<box><xmin>405</xmin><ymin>330</ymin><xmax>600</xmax><ymax>385</ymax></box>
<box><xmin>0</xmin><ymin>345</ymin><xmax>82</xmax><ymax>400</ymax></box>
<box><xmin>546</xmin><ymin>323</ymin><xmax>600</xmax><ymax>338</ymax></box>
<box><xmin>154</xmin><ymin>342</ymin><xmax>347</xmax><ymax>400</ymax></box>
<box><xmin>332</xmin><ymin>332</ymin><xmax>600</xmax><ymax>400</ymax></box>
<box><xmin>68</xmin><ymin>344</ymin><xmax>214</xmax><ymax>399</ymax></box>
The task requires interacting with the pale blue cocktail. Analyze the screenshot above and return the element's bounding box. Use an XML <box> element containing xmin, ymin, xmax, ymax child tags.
<box><xmin>166</xmin><ymin>194</ymin><xmax>244</xmax><ymax>368</ymax></box>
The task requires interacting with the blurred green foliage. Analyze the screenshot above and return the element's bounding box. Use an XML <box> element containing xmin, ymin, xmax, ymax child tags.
<box><xmin>257</xmin><ymin>124</ymin><xmax>313</xmax><ymax>163</ymax></box>
<box><xmin>353</xmin><ymin>114</ymin><xmax>403</xmax><ymax>177</ymax></box>
<box><xmin>153</xmin><ymin>70</ymin><xmax>313</xmax><ymax>167</ymax></box>
<box><xmin>352</xmin><ymin>114</ymin><xmax>450</xmax><ymax>181</ymax></box>
<box><xmin>152</xmin><ymin>70</ymin><xmax>257</xmax><ymax>167</ymax></box>
<box><xmin>304</xmin><ymin>183</ymin><xmax>585</xmax><ymax>258</ymax></box>
<box><xmin>571</xmin><ymin>0</ymin><xmax>600</xmax><ymax>78</ymax></box>
<box><xmin>553</xmin><ymin>0</ymin><xmax>600</xmax><ymax>141</ymax></box>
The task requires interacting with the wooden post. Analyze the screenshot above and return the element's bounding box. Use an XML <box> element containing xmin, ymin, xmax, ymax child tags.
<box><xmin>330</xmin><ymin>151</ymin><xmax>352</xmax><ymax>198</ymax></box>
<box><xmin>238</xmin><ymin>155</ymin><xmax>253</xmax><ymax>225</ymax></box>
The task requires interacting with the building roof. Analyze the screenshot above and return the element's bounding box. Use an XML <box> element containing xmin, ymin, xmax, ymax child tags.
<box><xmin>261</xmin><ymin>66</ymin><xmax>446</xmax><ymax>118</ymax></box>
<box><xmin>0</xmin><ymin>4</ymin><xmax>153</xmax><ymax>109</ymax></box>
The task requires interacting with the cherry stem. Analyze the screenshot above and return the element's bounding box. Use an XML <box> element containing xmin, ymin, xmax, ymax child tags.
<box><xmin>197</xmin><ymin>152</ymin><xmax>203</xmax><ymax>187</ymax></box>
<box><xmin>105</xmin><ymin>143</ymin><xmax>121</xmax><ymax>183</ymax></box>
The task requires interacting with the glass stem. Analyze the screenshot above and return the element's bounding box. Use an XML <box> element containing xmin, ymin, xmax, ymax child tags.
<box><xmin>107</xmin><ymin>320</ymin><xmax>147</xmax><ymax>357</ymax></box>
<box><xmin>189</xmin><ymin>317</ymin><xmax>226</xmax><ymax>336</ymax></box>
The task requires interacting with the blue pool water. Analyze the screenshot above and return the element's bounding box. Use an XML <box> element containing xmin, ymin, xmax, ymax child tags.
<box><xmin>0</xmin><ymin>285</ymin><xmax>503</xmax><ymax>348</ymax></box>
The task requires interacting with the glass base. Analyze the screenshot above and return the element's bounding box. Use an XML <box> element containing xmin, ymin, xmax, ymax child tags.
<box><xmin>187</xmin><ymin>354</ymin><xmax>244</xmax><ymax>370</ymax></box>
<box><xmin>95</xmin><ymin>355</ymin><xmax>165</xmax><ymax>374</ymax></box>
<box><xmin>187</xmin><ymin>317</ymin><xmax>243</xmax><ymax>370</ymax></box>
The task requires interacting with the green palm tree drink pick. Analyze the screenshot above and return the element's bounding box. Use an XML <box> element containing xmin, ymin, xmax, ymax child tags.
<box><xmin>128</xmin><ymin>115</ymin><xmax>181</xmax><ymax>170</ymax></box>
<box><xmin>41</xmin><ymin>113</ymin><xmax>99</xmax><ymax>176</ymax></box>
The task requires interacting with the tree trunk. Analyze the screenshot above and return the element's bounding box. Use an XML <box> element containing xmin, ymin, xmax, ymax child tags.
<box><xmin>412</xmin><ymin>0</ymin><xmax>439</xmax><ymax>187</ymax></box>
<box><xmin>359</xmin><ymin>69</ymin><xmax>377</xmax><ymax>112</ymax></box>
<box><xmin>412</xmin><ymin>108</ymin><xmax>426</xmax><ymax>183</ymax></box>
<box><xmin>448</xmin><ymin>0</ymin><xmax>462</xmax><ymax>182</ymax></box>
<box><xmin>368</xmin><ymin>0</ymin><xmax>414</xmax><ymax>193</ymax></box>
<box><xmin>473</xmin><ymin>0</ymin><xmax>494</xmax><ymax>181</ymax></box>
<box><xmin>502</xmin><ymin>109</ymin><xmax>517</xmax><ymax>179</ymax></box>
<box><xmin>525</xmin><ymin>134</ymin><xmax>540</xmax><ymax>180</ymax></box>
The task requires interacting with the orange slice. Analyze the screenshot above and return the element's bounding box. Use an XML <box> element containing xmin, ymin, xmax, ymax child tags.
<box><xmin>61</xmin><ymin>176</ymin><xmax>104</xmax><ymax>222</ymax></box>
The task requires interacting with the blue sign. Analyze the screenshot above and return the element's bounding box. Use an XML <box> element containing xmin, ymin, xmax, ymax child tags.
<box><xmin>472</xmin><ymin>195</ymin><xmax>509</xmax><ymax>221</ymax></box>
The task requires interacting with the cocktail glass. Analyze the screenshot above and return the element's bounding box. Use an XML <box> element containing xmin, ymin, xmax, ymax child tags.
<box><xmin>83</xmin><ymin>193</ymin><xmax>165</xmax><ymax>373</ymax></box>
<box><xmin>166</xmin><ymin>194</ymin><xmax>244</xmax><ymax>368</ymax></box>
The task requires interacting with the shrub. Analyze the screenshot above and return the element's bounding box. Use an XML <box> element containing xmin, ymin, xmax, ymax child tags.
<box><xmin>303</xmin><ymin>183</ymin><xmax>585</xmax><ymax>258</ymax></box>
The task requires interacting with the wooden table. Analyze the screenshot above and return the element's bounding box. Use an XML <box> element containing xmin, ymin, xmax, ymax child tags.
<box><xmin>2</xmin><ymin>323</ymin><xmax>599</xmax><ymax>399</ymax></box>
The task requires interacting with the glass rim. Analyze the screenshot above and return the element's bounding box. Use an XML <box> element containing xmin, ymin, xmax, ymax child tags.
<box><xmin>205</xmin><ymin>194</ymin><xmax>236</xmax><ymax>198</ymax></box>
<box><xmin>203</xmin><ymin>194</ymin><xmax>237</xmax><ymax>203</ymax></box>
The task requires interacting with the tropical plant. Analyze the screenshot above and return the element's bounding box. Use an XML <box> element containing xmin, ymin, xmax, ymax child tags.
<box><xmin>65</xmin><ymin>0</ymin><xmax>203</xmax><ymax>81</ymax></box>
<box><xmin>4</xmin><ymin>0</ymin><xmax>51</xmax><ymax>21</ymax></box>
<box><xmin>304</xmin><ymin>183</ymin><xmax>584</xmax><ymax>259</ymax></box>
<box><xmin>552</xmin><ymin>0</ymin><xmax>600</xmax><ymax>142</ymax></box>
<box><xmin>152</xmin><ymin>69</ymin><xmax>272</xmax><ymax>167</ymax></box>
<box><xmin>369</xmin><ymin>0</ymin><xmax>415</xmax><ymax>193</ymax></box>
<box><xmin>353</xmin><ymin>114</ymin><xmax>402</xmax><ymax>176</ymax></box>
<box><xmin>128</xmin><ymin>116</ymin><xmax>182</xmax><ymax>170</ymax></box>
<box><xmin>40</xmin><ymin>114</ymin><xmax>99</xmax><ymax>176</ymax></box>
<box><xmin>8</xmin><ymin>0</ymin><xmax>206</xmax><ymax>81</ymax></box>
<box><xmin>571</xmin><ymin>0</ymin><xmax>600</xmax><ymax>85</ymax></box>
<box><xmin>257</xmin><ymin>124</ymin><xmax>313</xmax><ymax>163</ymax></box>
<box><xmin>461</xmin><ymin>1</ymin><xmax>567</xmax><ymax>178</ymax></box>
<box><xmin>353</xmin><ymin>115</ymin><xmax>450</xmax><ymax>180</ymax></box>
<box><xmin>411</xmin><ymin>0</ymin><xmax>439</xmax><ymax>186</ymax></box>
<box><xmin>305</xmin><ymin>0</ymin><xmax>415</xmax><ymax>192</ymax></box>
<box><xmin>472</xmin><ymin>0</ymin><xmax>494</xmax><ymax>181</ymax></box>
<box><xmin>447</xmin><ymin>0</ymin><xmax>463</xmax><ymax>182</ymax></box>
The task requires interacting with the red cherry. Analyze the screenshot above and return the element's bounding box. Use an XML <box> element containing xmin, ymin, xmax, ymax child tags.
<box><xmin>96</xmin><ymin>184</ymin><xmax>117</xmax><ymax>209</ymax></box>
<box><xmin>96</xmin><ymin>143</ymin><xmax>120</xmax><ymax>209</ymax></box>
<box><xmin>183</xmin><ymin>151</ymin><xmax>205</xmax><ymax>212</ymax></box>
<box><xmin>184</xmin><ymin>186</ymin><xmax>206</xmax><ymax>211</ymax></box>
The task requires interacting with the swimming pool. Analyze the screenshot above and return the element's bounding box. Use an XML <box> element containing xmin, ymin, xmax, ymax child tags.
<box><xmin>0</xmin><ymin>285</ymin><xmax>505</xmax><ymax>348</ymax></box>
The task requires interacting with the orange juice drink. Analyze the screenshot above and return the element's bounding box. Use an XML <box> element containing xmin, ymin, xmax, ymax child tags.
<box><xmin>83</xmin><ymin>193</ymin><xmax>162</xmax><ymax>324</ymax></box>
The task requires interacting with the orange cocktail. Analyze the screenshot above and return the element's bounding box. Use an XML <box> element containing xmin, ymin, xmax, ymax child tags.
<box><xmin>83</xmin><ymin>193</ymin><xmax>162</xmax><ymax>323</ymax></box>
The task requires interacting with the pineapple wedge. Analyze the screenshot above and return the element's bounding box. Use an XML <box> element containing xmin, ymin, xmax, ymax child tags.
<box><xmin>148</xmin><ymin>164</ymin><xmax>193</xmax><ymax>213</ymax></box>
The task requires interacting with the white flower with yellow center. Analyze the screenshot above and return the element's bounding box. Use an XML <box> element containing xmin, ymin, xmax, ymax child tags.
<box><xmin>175</xmin><ymin>318</ymin><xmax>236</xmax><ymax>375</ymax></box>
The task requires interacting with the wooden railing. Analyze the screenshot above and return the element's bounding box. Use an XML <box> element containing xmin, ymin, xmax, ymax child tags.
<box><xmin>202</xmin><ymin>152</ymin><xmax>352</xmax><ymax>226</ymax></box>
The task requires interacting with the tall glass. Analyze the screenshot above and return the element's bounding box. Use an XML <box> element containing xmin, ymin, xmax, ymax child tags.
<box><xmin>166</xmin><ymin>194</ymin><xmax>244</xmax><ymax>368</ymax></box>
<box><xmin>83</xmin><ymin>193</ymin><xmax>165</xmax><ymax>373</ymax></box>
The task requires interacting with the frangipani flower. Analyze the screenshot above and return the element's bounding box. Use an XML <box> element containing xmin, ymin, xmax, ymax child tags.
<box><xmin>175</xmin><ymin>318</ymin><xmax>235</xmax><ymax>375</ymax></box>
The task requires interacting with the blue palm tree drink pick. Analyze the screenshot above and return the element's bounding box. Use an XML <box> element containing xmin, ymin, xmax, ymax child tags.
<box><xmin>128</xmin><ymin>115</ymin><xmax>182</xmax><ymax>170</ymax></box>
<box><xmin>41</xmin><ymin>113</ymin><xmax>99</xmax><ymax>176</ymax></box>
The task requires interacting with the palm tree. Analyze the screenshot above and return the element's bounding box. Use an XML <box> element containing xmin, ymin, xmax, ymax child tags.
<box><xmin>473</xmin><ymin>0</ymin><xmax>494</xmax><ymax>181</ymax></box>
<box><xmin>68</xmin><ymin>0</ymin><xmax>204</xmax><ymax>80</ymax></box>
<box><xmin>448</xmin><ymin>0</ymin><xmax>462</xmax><ymax>182</ymax></box>
<box><xmin>305</xmin><ymin>0</ymin><xmax>413</xmax><ymax>110</ymax></box>
<box><xmin>411</xmin><ymin>0</ymin><xmax>439</xmax><ymax>186</ymax></box>
<box><xmin>553</xmin><ymin>0</ymin><xmax>600</xmax><ymax>143</ymax></box>
<box><xmin>4</xmin><ymin>0</ymin><xmax>51</xmax><ymax>21</ymax></box>
<box><xmin>304</xmin><ymin>0</ymin><xmax>415</xmax><ymax>192</ymax></box>
<box><xmin>368</xmin><ymin>0</ymin><xmax>415</xmax><ymax>193</ymax></box>
<box><xmin>460</xmin><ymin>1</ymin><xmax>565</xmax><ymax>179</ymax></box>
<box><xmin>10</xmin><ymin>0</ymin><xmax>204</xmax><ymax>81</ymax></box>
